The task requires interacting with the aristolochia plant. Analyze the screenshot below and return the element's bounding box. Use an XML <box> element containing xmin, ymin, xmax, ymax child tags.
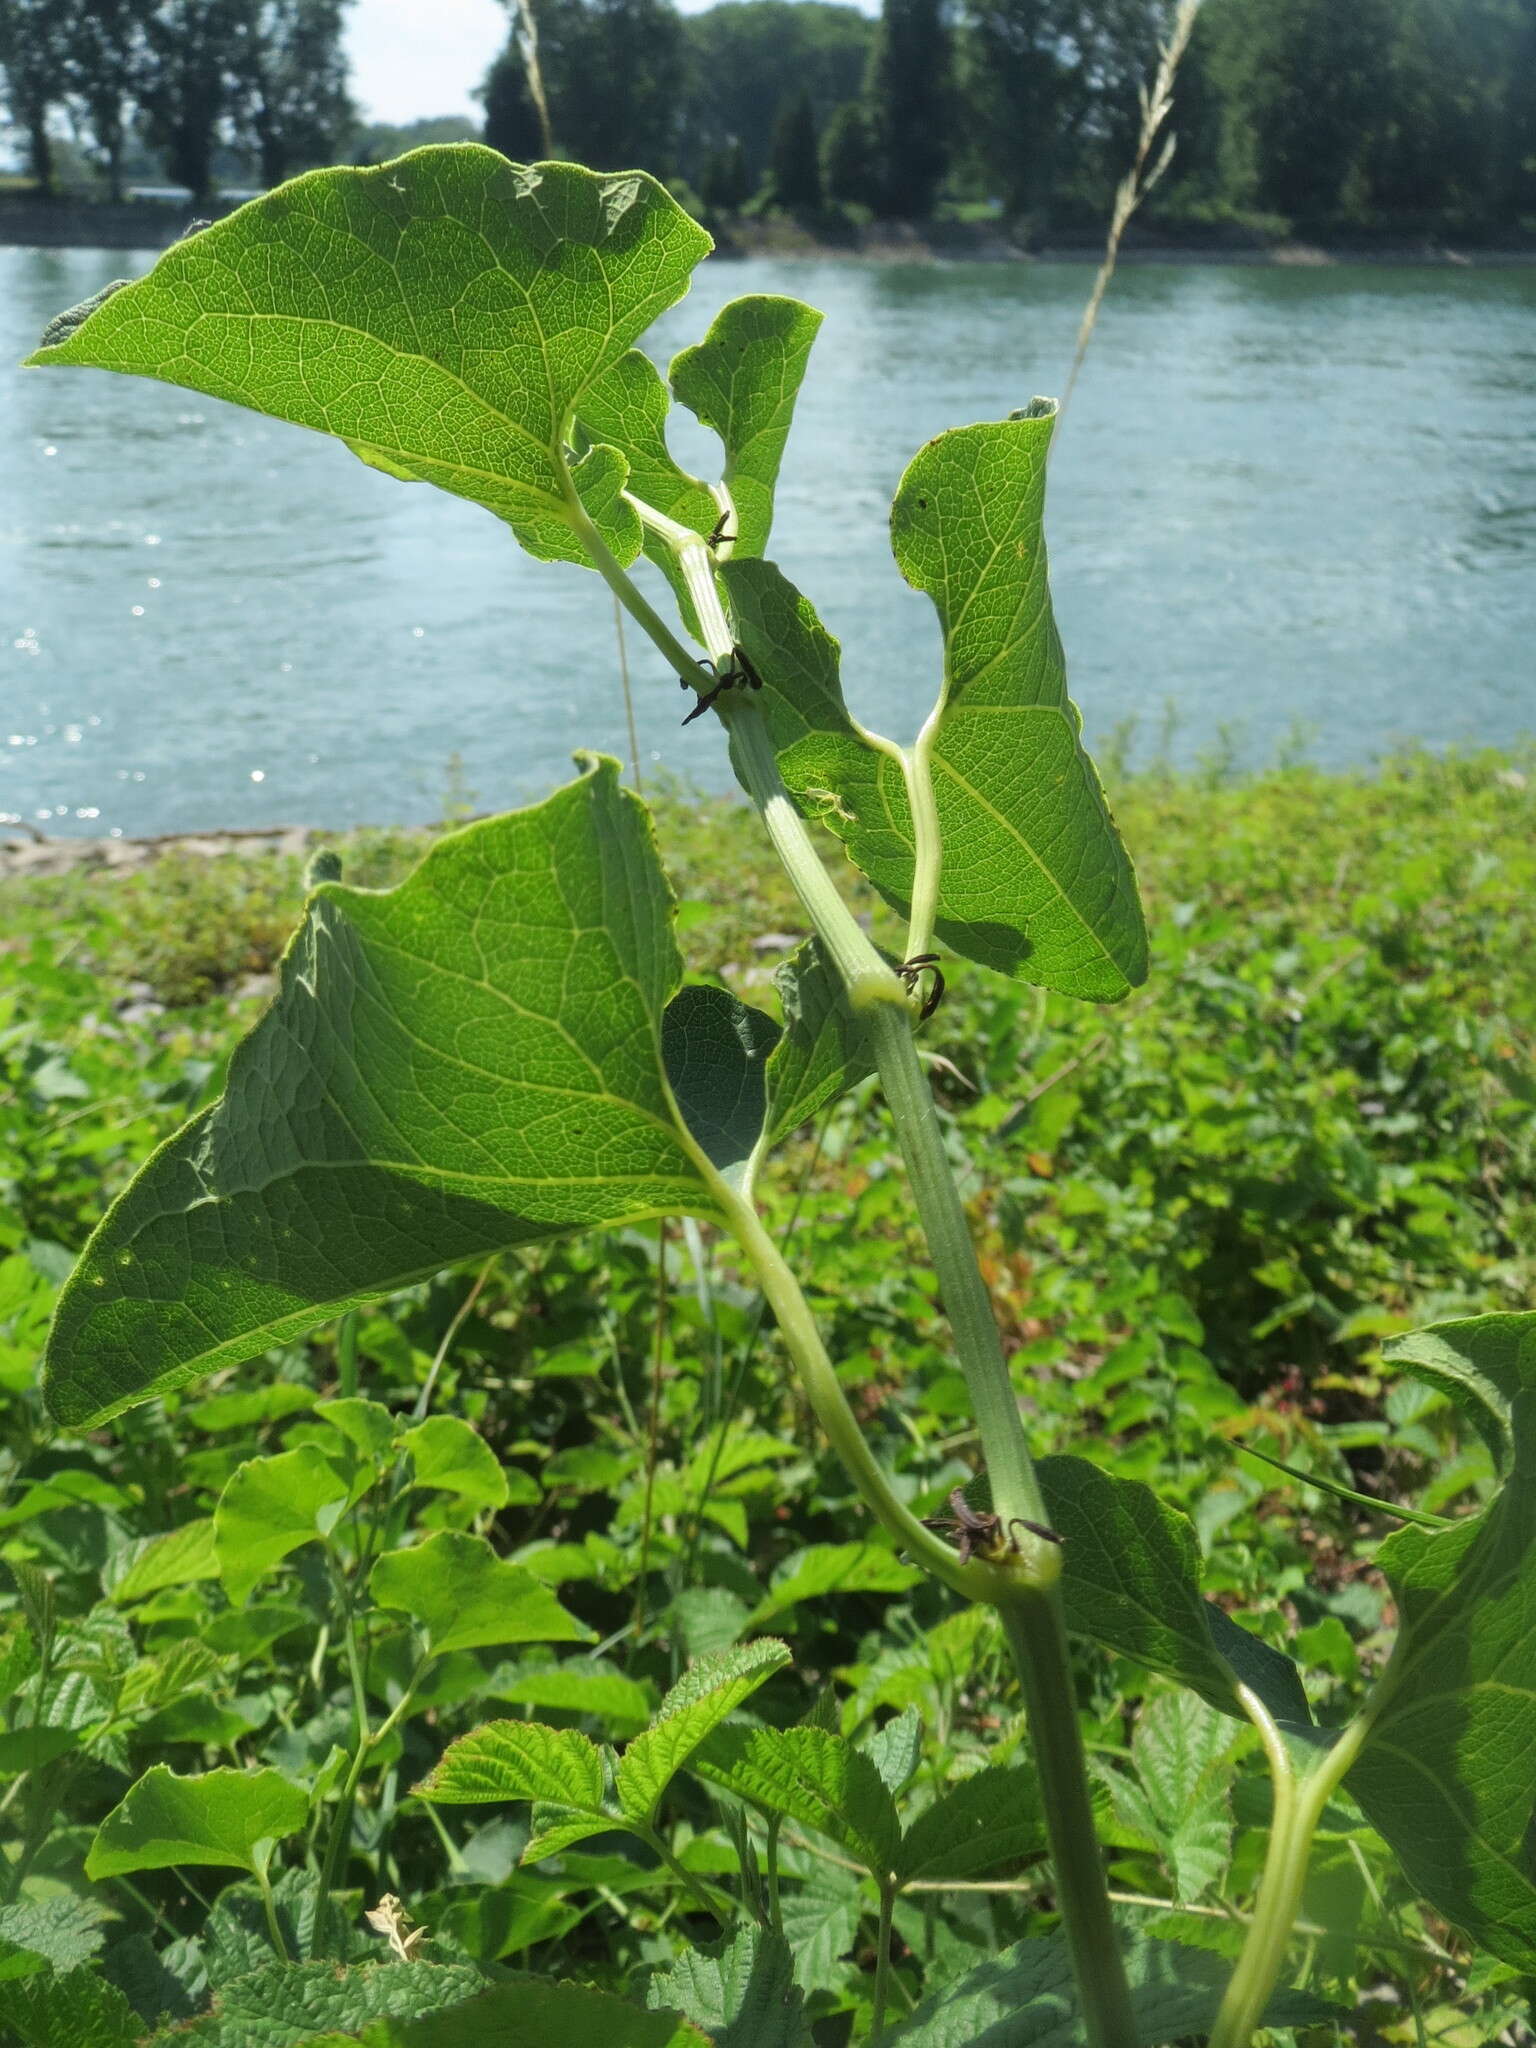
<box><xmin>28</xmin><ymin>150</ymin><xmax>1536</xmax><ymax>2047</ymax></box>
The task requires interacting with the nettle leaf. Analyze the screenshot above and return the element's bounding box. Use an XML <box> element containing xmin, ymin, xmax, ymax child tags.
<box><xmin>669</xmin><ymin>295</ymin><xmax>822</xmax><ymax>557</ymax></box>
<box><xmin>0</xmin><ymin>1967</ymin><xmax>140</xmax><ymax>2048</ymax></box>
<box><xmin>43</xmin><ymin>758</ymin><xmax>728</xmax><ymax>1428</ymax></box>
<box><xmin>28</xmin><ymin>150</ymin><xmax>712</xmax><ymax>570</ymax></box>
<box><xmin>150</xmin><ymin>1959</ymin><xmax>488</xmax><ymax>2047</ymax></box>
<box><xmin>860</xmin><ymin>1706</ymin><xmax>923</xmax><ymax>1797</ymax></box>
<box><xmin>1037</xmin><ymin>1455</ymin><xmax>1309</xmax><ymax>1726</ymax></box>
<box><xmin>215</xmin><ymin>1446</ymin><xmax>354</xmax><ymax>1606</ymax></box>
<box><xmin>401</xmin><ymin>1416</ymin><xmax>510</xmax><ymax>1509</ymax></box>
<box><xmin>1123</xmin><ymin>1691</ymin><xmax>1236</xmax><ymax>1903</ymax></box>
<box><xmin>370</xmin><ymin>1531</ymin><xmax>593</xmax><ymax>1655</ymax></box>
<box><xmin>748</xmin><ymin>1542</ymin><xmax>921</xmax><ymax>1627</ymax></box>
<box><xmin>359</xmin><ymin>1979</ymin><xmax>709</xmax><ymax>2047</ymax></box>
<box><xmin>417</xmin><ymin>1718</ymin><xmax>608</xmax><ymax>1812</ymax></box>
<box><xmin>894</xmin><ymin>1765</ymin><xmax>1045</xmax><ymax>1887</ymax></box>
<box><xmin>616</xmin><ymin>1639</ymin><xmax>792</xmax><ymax>1827</ymax></box>
<box><xmin>86</xmin><ymin>1765</ymin><xmax>308</xmax><ymax>1879</ymax></box>
<box><xmin>883</xmin><ymin>1932</ymin><xmax>1334</xmax><ymax>2046</ymax></box>
<box><xmin>647</xmin><ymin>1924</ymin><xmax>804</xmax><ymax>2048</ymax></box>
<box><xmin>693</xmin><ymin>1725</ymin><xmax>900</xmax><ymax>1878</ymax></box>
<box><xmin>1347</xmin><ymin>1393</ymin><xmax>1536</xmax><ymax>1970</ymax></box>
<box><xmin>1383</xmin><ymin>1310</ymin><xmax>1536</xmax><ymax>1474</ymax></box>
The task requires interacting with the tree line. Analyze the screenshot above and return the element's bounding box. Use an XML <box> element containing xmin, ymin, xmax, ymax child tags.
<box><xmin>0</xmin><ymin>0</ymin><xmax>350</xmax><ymax>202</ymax></box>
<box><xmin>4</xmin><ymin>0</ymin><xmax>1534</xmax><ymax>233</ymax></box>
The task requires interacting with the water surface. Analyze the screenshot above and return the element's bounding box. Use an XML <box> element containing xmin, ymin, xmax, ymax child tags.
<box><xmin>3</xmin><ymin>247</ymin><xmax>1534</xmax><ymax>837</ymax></box>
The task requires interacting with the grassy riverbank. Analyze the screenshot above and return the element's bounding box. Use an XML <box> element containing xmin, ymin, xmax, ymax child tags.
<box><xmin>0</xmin><ymin>748</ymin><xmax>1532</xmax><ymax>2038</ymax></box>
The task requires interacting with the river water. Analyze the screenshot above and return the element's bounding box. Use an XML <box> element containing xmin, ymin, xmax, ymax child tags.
<box><xmin>3</xmin><ymin>245</ymin><xmax>1534</xmax><ymax>838</ymax></box>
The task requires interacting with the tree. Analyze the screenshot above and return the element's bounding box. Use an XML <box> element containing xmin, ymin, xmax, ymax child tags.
<box><xmin>700</xmin><ymin>136</ymin><xmax>750</xmax><ymax>211</ymax></box>
<box><xmin>0</xmin><ymin>0</ymin><xmax>72</xmax><ymax>192</ymax></box>
<box><xmin>481</xmin><ymin>35</ymin><xmax>546</xmax><ymax>160</ymax></box>
<box><xmin>58</xmin><ymin>0</ymin><xmax>147</xmax><ymax>201</ymax></box>
<box><xmin>136</xmin><ymin>0</ymin><xmax>249</xmax><ymax>202</ymax></box>
<box><xmin>505</xmin><ymin>0</ymin><xmax>685</xmax><ymax>175</ymax></box>
<box><xmin>821</xmin><ymin>98</ymin><xmax>878</xmax><ymax>208</ymax></box>
<box><xmin>232</xmin><ymin>0</ymin><xmax>353</xmax><ymax>189</ymax></box>
<box><xmin>680</xmin><ymin>1</ymin><xmax>874</xmax><ymax>188</ymax></box>
<box><xmin>770</xmin><ymin>87</ymin><xmax>821</xmax><ymax>209</ymax></box>
<box><xmin>1238</xmin><ymin>0</ymin><xmax>1395</xmax><ymax>222</ymax></box>
<box><xmin>867</xmin><ymin>0</ymin><xmax>950</xmax><ymax>217</ymax></box>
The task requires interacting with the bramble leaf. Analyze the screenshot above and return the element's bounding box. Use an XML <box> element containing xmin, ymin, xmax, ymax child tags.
<box><xmin>215</xmin><ymin>1446</ymin><xmax>354</xmax><ymax>1606</ymax></box>
<box><xmin>692</xmin><ymin>1725</ymin><xmax>900</xmax><ymax>1878</ymax></box>
<box><xmin>894</xmin><ymin>1766</ymin><xmax>1045</xmax><ymax>1886</ymax></box>
<box><xmin>86</xmin><ymin>1766</ymin><xmax>308</xmax><ymax>1879</ymax></box>
<box><xmin>370</xmin><ymin>1531</ymin><xmax>593</xmax><ymax>1655</ymax></box>
<box><xmin>1346</xmin><ymin>1391</ymin><xmax>1536</xmax><ymax>1970</ymax></box>
<box><xmin>883</xmin><ymin>1931</ymin><xmax>1334</xmax><ymax>2045</ymax></box>
<box><xmin>145</xmin><ymin>1959</ymin><xmax>490</xmax><ymax>2046</ymax></box>
<box><xmin>1036</xmin><ymin>1456</ymin><xmax>1310</xmax><ymax>1725</ymax></box>
<box><xmin>358</xmin><ymin>1979</ymin><xmax>710</xmax><ymax>2046</ymax></box>
<box><xmin>1383</xmin><ymin>1311</ymin><xmax>1536</xmax><ymax>1474</ymax></box>
<box><xmin>42</xmin><ymin>758</ymin><xmax>729</xmax><ymax>1428</ymax></box>
<box><xmin>27</xmin><ymin>151</ymin><xmax>712</xmax><ymax>571</ymax></box>
<box><xmin>616</xmin><ymin>1640</ymin><xmax>792</xmax><ymax>1826</ymax></box>
<box><xmin>647</xmin><ymin>1924</ymin><xmax>805</xmax><ymax>2048</ymax></box>
<box><xmin>416</xmin><ymin>1718</ymin><xmax>608</xmax><ymax>1814</ymax></box>
<box><xmin>670</xmin><ymin>295</ymin><xmax>822</xmax><ymax>557</ymax></box>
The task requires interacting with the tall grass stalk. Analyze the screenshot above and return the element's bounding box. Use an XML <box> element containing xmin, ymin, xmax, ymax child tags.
<box><xmin>1059</xmin><ymin>0</ymin><xmax>1203</xmax><ymax>416</ymax></box>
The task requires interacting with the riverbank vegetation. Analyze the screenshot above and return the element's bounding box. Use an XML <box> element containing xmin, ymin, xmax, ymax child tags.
<box><xmin>4</xmin><ymin>0</ymin><xmax>1535</xmax><ymax>242</ymax></box>
<box><xmin>2</xmin><ymin>748</ymin><xmax>1532</xmax><ymax>2040</ymax></box>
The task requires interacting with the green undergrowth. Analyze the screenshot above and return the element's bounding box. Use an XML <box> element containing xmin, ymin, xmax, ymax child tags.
<box><xmin>0</xmin><ymin>745</ymin><xmax>1533</xmax><ymax>2044</ymax></box>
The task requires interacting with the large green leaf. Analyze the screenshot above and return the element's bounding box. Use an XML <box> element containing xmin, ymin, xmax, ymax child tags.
<box><xmin>662</xmin><ymin>986</ymin><xmax>778</xmax><ymax>1189</ymax></box>
<box><xmin>357</xmin><ymin>1979</ymin><xmax>709</xmax><ymax>2047</ymax></box>
<box><xmin>27</xmin><ymin>150</ymin><xmax>712</xmax><ymax>570</ymax></box>
<box><xmin>721</xmin><ymin>419</ymin><xmax>1147</xmax><ymax>1003</ymax></box>
<box><xmin>616</xmin><ymin>1640</ymin><xmax>792</xmax><ymax>1826</ymax></box>
<box><xmin>416</xmin><ymin>1719</ymin><xmax>608</xmax><ymax>1813</ymax></box>
<box><xmin>369</xmin><ymin>1531</ymin><xmax>593</xmax><ymax>1655</ymax></box>
<box><xmin>86</xmin><ymin>1766</ymin><xmax>309</xmax><ymax>1879</ymax></box>
<box><xmin>691</xmin><ymin>1725</ymin><xmax>900</xmax><ymax>1878</ymax></box>
<box><xmin>0</xmin><ymin>1968</ymin><xmax>139</xmax><ymax>2048</ymax></box>
<box><xmin>400</xmin><ymin>1416</ymin><xmax>510</xmax><ymax>1509</ymax></box>
<box><xmin>146</xmin><ymin>1961</ymin><xmax>489</xmax><ymax>2048</ymax></box>
<box><xmin>43</xmin><ymin>758</ymin><xmax>723</xmax><ymax>1428</ymax></box>
<box><xmin>747</xmin><ymin>1542</ymin><xmax>920</xmax><ymax>1628</ymax></box>
<box><xmin>883</xmin><ymin>1932</ymin><xmax>1333</xmax><ymax>2046</ymax></box>
<box><xmin>1383</xmin><ymin>1311</ymin><xmax>1536</xmax><ymax>1473</ymax></box>
<box><xmin>894</xmin><ymin>1765</ymin><xmax>1045</xmax><ymax>1887</ymax></box>
<box><xmin>669</xmin><ymin>295</ymin><xmax>822</xmax><ymax>557</ymax></box>
<box><xmin>646</xmin><ymin>1926</ymin><xmax>804</xmax><ymax>2048</ymax></box>
<box><xmin>215</xmin><ymin>1446</ymin><xmax>354</xmax><ymax>1606</ymax></box>
<box><xmin>1036</xmin><ymin>1456</ymin><xmax>1309</xmax><ymax>1726</ymax></box>
<box><xmin>1346</xmin><ymin>1393</ymin><xmax>1536</xmax><ymax>1969</ymax></box>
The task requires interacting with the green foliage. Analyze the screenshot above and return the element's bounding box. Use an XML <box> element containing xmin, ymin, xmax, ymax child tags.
<box><xmin>86</xmin><ymin>1765</ymin><xmax>309</xmax><ymax>1878</ymax></box>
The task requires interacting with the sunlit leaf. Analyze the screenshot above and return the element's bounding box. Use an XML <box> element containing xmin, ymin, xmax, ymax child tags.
<box><xmin>370</xmin><ymin>1531</ymin><xmax>593</xmax><ymax>1656</ymax></box>
<box><xmin>401</xmin><ymin>1416</ymin><xmax>510</xmax><ymax>1509</ymax></box>
<box><xmin>415</xmin><ymin>1718</ymin><xmax>608</xmax><ymax>1814</ymax></box>
<box><xmin>895</xmin><ymin>1766</ymin><xmax>1045</xmax><ymax>1886</ymax></box>
<box><xmin>647</xmin><ymin>1924</ymin><xmax>804</xmax><ymax>2048</ymax></box>
<box><xmin>215</xmin><ymin>1446</ymin><xmax>354</xmax><ymax>1607</ymax></box>
<box><xmin>616</xmin><ymin>1640</ymin><xmax>792</xmax><ymax>1826</ymax></box>
<box><xmin>692</xmin><ymin>1725</ymin><xmax>900</xmax><ymax>1877</ymax></box>
<box><xmin>748</xmin><ymin>1542</ymin><xmax>921</xmax><ymax>1627</ymax></box>
<box><xmin>85</xmin><ymin>1766</ymin><xmax>308</xmax><ymax>1879</ymax></box>
<box><xmin>1383</xmin><ymin>1311</ymin><xmax>1536</xmax><ymax>1474</ymax></box>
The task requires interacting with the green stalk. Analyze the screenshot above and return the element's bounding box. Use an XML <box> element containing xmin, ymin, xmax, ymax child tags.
<box><xmin>637</xmin><ymin>1820</ymin><xmax>736</xmax><ymax>1928</ymax></box>
<box><xmin>255</xmin><ymin>1857</ymin><xmax>292</xmax><ymax>1962</ymax></box>
<box><xmin>870</xmin><ymin>1880</ymin><xmax>897</xmax><ymax>2043</ymax></box>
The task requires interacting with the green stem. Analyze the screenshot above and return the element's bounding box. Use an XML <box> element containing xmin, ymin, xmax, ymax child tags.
<box><xmin>902</xmin><ymin>708</ymin><xmax>944</xmax><ymax>962</ymax></box>
<box><xmin>255</xmin><ymin>1857</ymin><xmax>292</xmax><ymax>1962</ymax></box>
<box><xmin>1000</xmin><ymin>1596</ymin><xmax>1139</xmax><ymax>2048</ymax></box>
<box><xmin>638</xmin><ymin>1821</ymin><xmax>735</xmax><ymax>1928</ymax></box>
<box><xmin>765</xmin><ymin>1813</ymin><xmax>783</xmax><ymax>1936</ymax></box>
<box><xmin>1207</xmin><ymin>1688</ymin><xmax>1371</xmax><ymax>2048</ymax></box>
<box><xmin>336</xmin><ymin>1309</ymin><xmax>358</xmax><ymax>1399</ymax></box>
<box><xmin>870</xmin><ymin>1881</ymin><xmax>896</xmax><ymax>2043</ymax></box>
<box><xmin>561</xmin><ymin>472</ymin><xmax>714</xmax><ymax>687</ymax></box>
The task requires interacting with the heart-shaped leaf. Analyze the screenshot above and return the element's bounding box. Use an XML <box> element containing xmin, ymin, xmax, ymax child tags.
<box><xmin>370</xmin><ymin>1531</ymin><xmax>593</xmax><ymax>1656</ymax></box>
<box><xmin>86</xmin><ymin>1766</ymin><xmax>308</xmax><ymax>1880</ymax></box>
<box><xmin>616</xmin><ymin>1639</ymin><xmax>792</xmax><ymax>1827</ymax></box>
<box><xmin>1346</xmin><ymin>1390</ymin><xmax>1536</xmax><ymax>1970</ymax></box>
<box><xmin>27</xmin><ymin>151</ymin><xmax>712</xmax><ymax>570</ymax></box>
<box><xmin>215</xmin><ymin>1446</ymin><xmax>355</xmax><ymax>1607</ymax></box>
<box><xmin>43</xmin><ymin>758</ymin><xmax>728</xmax><ymax>1428</ymax></box>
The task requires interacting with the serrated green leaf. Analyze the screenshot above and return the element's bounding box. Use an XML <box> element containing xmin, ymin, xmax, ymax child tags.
<box><xmin>86</xmin><ymin>1765</ymin><xmax>308</xmax><ymax>1879</ymax></box>
<box><xmin>774</xmin><ymin>1857</ymin><xmax>862</xmax><ymax>1992</ymax></box>
<box><xmin>1126</xmin><ymin>1691</ymin><xmax>1235</xmax><ymax>1902</ymax></box>
<box><xmin>1036</xmin><ymin>1456</ymin><xmax>1309</xmax><ymax>1725</ymax></box>
<box><xmin>748</xmin><ymin>1542</ymin><xmax>921</xmax><ymax>1627</ymax></box>
<box><xmin>43</xmin><ymin>758</ymin><xmax>726</xmax><ymax>1428</ymax></box>
<box><xmin>693</xmin><ymin>1725</ymin><xmax>900</xmax><ymax>1878</ymax></box>
<box><xmin>416</xmin><ymin>1717</ymin><xmax>607</xmax><ymax>1812</ymax></box>
<box><xmin>670</xmin><ymin>296</ymin><xmax>822</xmax><ymax>558</ymax></box>
<box><xmin>616</xmin><ymin>1639</ymin><xmax>791</xmax><ymax>1826</ymax></box>
<box><xmin>215</xmin><ymin>1446</ymin><xmax>354</xmax><ymax>1606</ymax></box>
<box><xmin>108</xmin><ymin>1518</ymin><xmax>221</xmax><ymax>1603</ymax></box>
<box><xmin>1347</xmin><ymin>1392</ymin><xmax>1536</xmax><ymax>1969</ymax></box>
<box><xmin>647</xmin><ymin>1925</ymin><xmax>804</xmax><ymax>2048</ymax></box>
<box><xmin>895</xmin><ymin>1766</ymin><xmax>1045</xmax><ymax>1886</ymax></box>
<box><xmin>764</xmin><ymin>937</ymin><xmax>874</xmax><ymax>1147</ymax></box>
<box><xmin>1383</xmin><ymin>1311</ymin><xmax>1536</xmax><ymax>1474</ymax></box>
<box><xmin>147</xmin><ymin>1958</ymin><xmax>487</xmax><ymax>2046</ymax></box>
<box><xmin>29</xmin><ymin>151</ymin><xmax>712</xmax><ymax>571</ymax></box>
<box><xmin>401</xmin><ymin>1415</ymin><xmax>509</xmax><ymax>1508</ymax></box>
<box><xmin>883</xmin><ymin>1931</ymin><xmax>1335</xmax><ymax>2046</ymax></box>
<box><xmin>370</xmin><ymin>1531</ymin><xmax>593</xmax><ymax>1655</ymax></box>
<box><xmin>0</xmin><ymin>1966</ymin><xmax>140</xmax><ymax>2048</ymax></box>
<box><xmin>860</xmin><ymin>1705</ymin><xmax>924</xmax><ymax>1798</ymax></box>
<box><xmin>0</xmin><ymin>1897</ymin><xmax>111</xmax><ymax>1974</ymax></box>
<box><xmin>357</xmin><ymin>1978</ymin><xmax>709</xmax><ymax>2047</ymax></box>
<box><xmin>663</xmin><ymin>985</ymin><xmax>779</xmax><ymax>1188</ymax></box>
